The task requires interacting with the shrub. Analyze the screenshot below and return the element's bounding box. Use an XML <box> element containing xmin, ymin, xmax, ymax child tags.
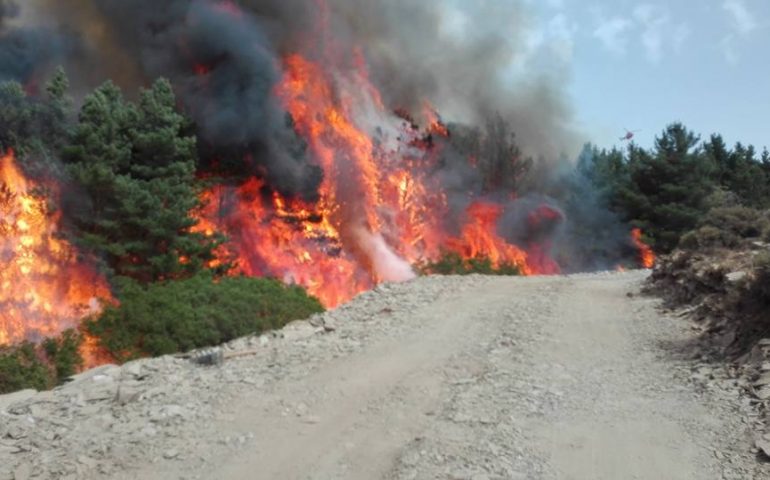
<box><xmin>0</xmin><ymin>343</ymin><xmax>51</xmax><ymax>394</ymax></box>
<box><xmin>0</xmin><ymin>330</ymin><xmax>89</xmax><ymax>394</ymax></box>
<box><xmin>42</xmin><ymin>330</ymin><xmax>84</xmax><ymax>381</ymax></box>
<box><xmin>417</xmin><ymin>252</ymin><xmax>523</xmax><ymax>276</ymax></box>
<box><xmin>679</xmin><ymin>225</ymin><xmax>740</xmax><ymax>250</ymax></box>
<box><xmin>703</xmin><ymin>188</ymin><xmax>742</xmax><ymax>211</ymax></box>
<box><xmin>701</xmin><ymin>206</ymin><xmax>768</xmax><ymax>239</ymax></box>
<box><xmin>679</xmin><ymin>206</ymin><xmax>769</xmax><ymax>250</ymax></box>
<box><xmin>86</xmin><ymin>273</ymin><xmax>324</xmax><ymax>362</ymax></box>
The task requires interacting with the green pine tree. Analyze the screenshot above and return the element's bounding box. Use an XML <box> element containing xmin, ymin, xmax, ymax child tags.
<box><xmin>617</xmin><ymin>123</ymin><xmax>716</xmax><ymax>252</ymax></box>
<box><xmin>63</xmin><ymin>79</ymin><xmax>226</xmax><ymax>282</ymax></box>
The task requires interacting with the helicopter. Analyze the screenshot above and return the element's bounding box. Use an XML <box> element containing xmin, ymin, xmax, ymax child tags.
<box><xmin>620</xmin><ymin>128</ymin><xmax>641</xmax><ymax>142</ymax></box>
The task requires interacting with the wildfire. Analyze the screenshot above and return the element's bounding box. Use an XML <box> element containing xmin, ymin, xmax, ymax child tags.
<box><xmin>422</xmin><ymin>102</ymin><xmax>450</xmax><ymax>138</ymax></box>
<box><xmin>193</xmin><ymin>50</ymin><xmax>561</xmax><ymax>308</ymax></box>
<box><xmin>0</xmin><ymin>150</ymin><xmax>110</xmax><ymax>351</ymax></box>
<box><xmin>193</xmin><ymin>178</ymin><xmax>370</xmax><ymax>307</ymax></box>
<box><xmin>631</xmin><ymin>228</ymin><xmax>656</xmax><ymax>268</ymax></box>
<box><xmin>446</xmin><ymin>202</ymin><xmax>530</xmax><ymax>273</ymax></box>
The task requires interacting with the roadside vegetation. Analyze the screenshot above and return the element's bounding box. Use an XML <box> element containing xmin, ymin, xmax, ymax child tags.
<box><xmin>86</xmin><ymin>273</ymin><xmax>324</xmax><ymax>363</ymax></box>
<box><xmin>576</xmin><ymin>124</ymin><xmax>770</xmax><ymax>255</ymax></box>
<box><xmin>0</xmin><ymin>331</ymin><xmax>82</xmax><ymax>394</ymax></box>
<box><xmin>0</xmin><ymin>275</ymin><xmax>323</xmax><ymax>394</ymax></box>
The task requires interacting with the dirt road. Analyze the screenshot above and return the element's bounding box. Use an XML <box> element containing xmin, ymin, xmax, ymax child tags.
<box><xmin>1</xmin><ymin>272</ymin><xmax>764</xmax><ymax>479</ymax></box>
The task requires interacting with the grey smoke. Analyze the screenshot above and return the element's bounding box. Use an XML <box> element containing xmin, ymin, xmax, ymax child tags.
<box><xmin>0</xmin><ymin>0</ymin><xmax>69</xmax><ymax>84</ymax></box>
<box><xmin>7</xmin><ymin>0</ymin><xmax>578</xmax><ymax>189</ymax></box>
<box><xmin>0</xmin><ymin>0</ymin><xmax>641</xmax><ymax>272</ymax></box>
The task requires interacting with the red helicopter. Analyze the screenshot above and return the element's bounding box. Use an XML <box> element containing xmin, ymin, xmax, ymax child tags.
<box><xmin>620</xmin><ymin>128</ymin><xmax>641</xmax><ymax>142</ymax></box>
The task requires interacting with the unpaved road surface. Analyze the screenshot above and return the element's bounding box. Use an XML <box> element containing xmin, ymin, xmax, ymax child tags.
<box><xmin>2</xmin><ymin>272</ymin><xmax>767</xmax><ymax>479</ymax></box>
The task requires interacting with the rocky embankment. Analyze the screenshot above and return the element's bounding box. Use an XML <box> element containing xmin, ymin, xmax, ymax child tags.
<box><xmin>647</xmin><ymin>244</ymin><xmax>770</xmax><ymax>461</ymax></box>
<box><xmin>0</xmin><ymin>277</ymin><xmax>476</xmax><ymax>480</ymax></box>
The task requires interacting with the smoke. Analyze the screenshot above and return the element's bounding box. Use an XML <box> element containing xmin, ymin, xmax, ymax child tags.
<box><xmin>0</xmin><ymin>0</ymin><xmax>641</xmax><ymax>274</ymax></box>
<box><xmin>0</xmin><ymin>0</ymin><xmax>70</xmax><ymax>84</ymax></box>
<box><xmin>321</xmin><ymin>0</ymin><xmax>577</xmax><ymax>161</ymax></box>
<box><xmin>4</xmin><ymin>0</ymin><xmax>578</xmax><ymax>190</ymax></box>
<box><xmin>353</xmin><ymin>227</ymin><xmax>416</xmax><ymax>283</ymax></box>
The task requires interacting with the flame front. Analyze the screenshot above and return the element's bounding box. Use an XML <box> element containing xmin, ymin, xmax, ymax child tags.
<box><xmin>0</xmin><ymin>150</ymin><xmax>111</xmax><ymax>347</ymax></box>
<box><xmin>194</xmin><ymin>52</ymin><xmax>560</xmax><ymax>308</ymax></box>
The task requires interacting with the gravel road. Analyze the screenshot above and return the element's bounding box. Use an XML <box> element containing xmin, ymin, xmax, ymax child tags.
<box><xmin>1</xmin><ymin>271</ymin><xmax>767</xmax><ymax>479</ymax></box>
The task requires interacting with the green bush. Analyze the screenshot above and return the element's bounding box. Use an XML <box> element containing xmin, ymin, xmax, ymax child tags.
<box><xmin>86</xmin><ymin>273</ymin><xmax>324</xmax><ymax>362</ymax></box>
<box><xmin>679</xmin><ymin>206</ymin><xmax>769</xmax><ymax>250</ymax></box>
<box><xmin>417</xmin><ymin>252</ymin><xmax>523</xmax><ymax>276</ymax></box>
<box><xmin>42</xmin><ymin>330</ymin><xmax>84</xmax><ymax>380</ymax></box>
<box><xmin>701</xmin><ymin>206</ymin><xmax>768</xmax><ymax>239</ymax></box>
<box><xmin>0</xmin><ymin>330</ymin><xmax>87</xmax><ymax>394</ymax></box>
<box><xmin>0</xmin><ymin>343</ymin><xmax>51</xmax><ymax>394</ymax></box>
<box><xmin>679</xmin><ymin>225</ymin><xmax>740</xmax><ymax>250</ymax></box>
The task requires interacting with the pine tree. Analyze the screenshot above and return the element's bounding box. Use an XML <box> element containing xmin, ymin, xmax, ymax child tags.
<box><xmin>478</xmin><ymin>113</ymin><xmax>532</xmax><ymax>193</ymax></box>
<box><xmin>0</xmin><ymin>68</ymin><xmax>73</xmax><ymax>177</ymax></box>
<box><xmin>576</xmin><ymin>143</ymin><xmax>628</xmax><ymax>211</ymax></box>
<box><xmin>618</xmin><ymin>123</ymin><xmax>716</xmax><ymax>252</ymax></box>
<box><xmin>63</xmin><ymin>79</ymin><xmax>225</xmax><ymax>282</ymax></box>
<box><xmin>704</xmin><ymin>135</ymin><xmax>769</xmax><ymax>207</ymax></box>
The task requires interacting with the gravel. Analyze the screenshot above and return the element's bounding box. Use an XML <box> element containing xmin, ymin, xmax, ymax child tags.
<box><xmin>1</xmin><ymin>271</ymin><xmax>767</xmax><ymax>479</ymax></box>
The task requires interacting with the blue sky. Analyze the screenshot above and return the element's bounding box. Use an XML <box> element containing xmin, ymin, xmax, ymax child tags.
<box><xmin>525</xmin><ymin>0</ymin><xmax>769</xmax><ymax>152</ymax></box>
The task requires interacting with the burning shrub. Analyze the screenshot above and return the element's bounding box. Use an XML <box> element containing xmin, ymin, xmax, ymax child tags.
<box><xmin>85</xmin><ymin>273</ymin><xmax>324</xmax><ymax>362</ymax></box>
<box><xmin>417</xmin><ymin>252</ymin><xmax>522</xmax><ymax>276</ymax></box>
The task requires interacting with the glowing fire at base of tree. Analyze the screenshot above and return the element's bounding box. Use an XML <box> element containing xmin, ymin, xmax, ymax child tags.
<box><xmin>631</xmin><ymin>228</ymin><xmax>656</xmax><ymax>269</ymax></box>
<box><xmin>0</xmin><ymin>150</ymin><xmax>111</xmax><ymax>361</ymax></box>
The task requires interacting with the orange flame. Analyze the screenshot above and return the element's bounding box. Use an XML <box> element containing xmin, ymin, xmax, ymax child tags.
<box><xmin>422</xmin><ymin>101</ymin><xmax>449</xmax><ymax>138</ymax></box>
<box><xmin>193</xmin><ymin>178</ymin><xmax>370</xmax><ymax>307</ymax></box>
<box><xmin>631</xmin><ymin>228</ymin><xmax>655</xmax><ymax>268</ymax></box>
<box><xmin>193</xmin><ymin>51</ymin><xmax>560</xmax><ymax>308</ymax></box>
<box><xmin>446</xmin><ymin>202</ymin><xmax>530</xmax><ymax>274</ymax></box>
<box><xmin>0</xmin><ymin>150</ymin><xmax>111</xmax><ymax>360</ymax></box>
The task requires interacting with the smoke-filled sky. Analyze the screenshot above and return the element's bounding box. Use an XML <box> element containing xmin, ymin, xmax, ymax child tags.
<box><xmin>523</xmin><ymin>0</ymin><xmax>769</xmax><ymax>151</ymax></box>
<box><xmin>2</xmin><ymin>0</ymin><xmax>766</xmax><ymax>156</ymax></box>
